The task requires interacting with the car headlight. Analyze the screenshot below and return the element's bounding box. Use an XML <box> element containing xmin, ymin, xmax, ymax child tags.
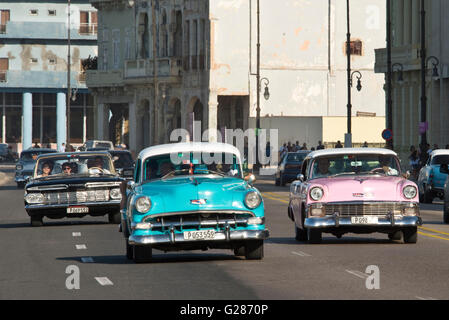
<box><xmin>403</xmin><ymin>185</ymin><xmax>417</xmax><ymax>199</ymax></box>
<box><xmin>309</xmin><ymin>187</ymin><xmax>324</xmax><ymax>201</ymax></box>
<box><xmin>135</xmin><ymin>196</ymin><xmax>151</xmax><ymax>214</ymax></box>
<box><xmin>16</xmin><ymin>164</ymin><xmax>23</xmax><ymax>171</ymax></box>
<box><xmin>245</xmin><ymin>191</ymin><xmax>262</xmax><ymax>209</ymax></box>
<box><xmin>25</xmin><ymin>193</ymin><xmax>44</xmax><ymax>204</ymax></box>
<box><xmin>247</xmin><ymin>217</ymin><xmax>265</xmax><ymax>225</ymax></box>
<box><xmin>110</xmin><ymin>188</ymin><xmax>122</xmax><ymax>200</ymax></box>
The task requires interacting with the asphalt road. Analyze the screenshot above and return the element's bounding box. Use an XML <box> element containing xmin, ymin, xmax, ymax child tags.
<box><xmin>1</xmin><ymin>166</ymin><xmax>449</xmax><ymax>300</ymax></box>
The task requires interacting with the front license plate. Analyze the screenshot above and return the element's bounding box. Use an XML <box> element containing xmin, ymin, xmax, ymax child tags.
<box><xmin>351</xmin><ymin>216</ymin><xmax>378</xmax><ymax>224</ymax></box>
<box><xmin>183</xmin><ymin>230</ymin><xmax>216</xmax><ymax>241</ymax></box>
<box><xmin>67</xmin><ymin>206</ymin><xmax>89</xmax><ymax>214</ymax></box>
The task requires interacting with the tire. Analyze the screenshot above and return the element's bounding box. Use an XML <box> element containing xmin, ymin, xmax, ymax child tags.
<box><xmin>245</xmin><ymin>240</ymin><xmax>264</xmax><ymax>260</ymax></box>
<box><xmin>30</xmin><ymin>215</ymin><xmax>43</xmax><ymax>227</ymax></box>
<box><xmin>275</xmin><ymin>177</ymin><xmax>280</xmax><ymax>186</ymax></box>
<box><xmin>388</xmin><ymin>230</ymin><xmax>404</xmax><ymax>242</ymax></box>
<box><xmin>307</xmin><ymin>229</ymin><xmax>322</xmax><ymax>244</ymax></box>
<box><xmin>295</xmin><ymin>225</ymin><xmax>308</xmax><ymax>242</ymax></box>
<box><xmin>126</xmin><ymin>239</ymin><xmax>133</xmax><ymax>260</ymax></box>
<box><xmin>403</xmin><ymin>227</ymin><xmax>418</xmax><ymax>244</ymax></box>
<box><xmin>444</xmin><ymin>204</ymin><xmax>449</xmax><ymax>224</ymax></box>
<box><xmin>108</xmin><ymin>211</ymin><xmax>121</xmax><ymax>224</ymax></box>
<box><xmin>234</xmin><ymin>247</ymin><xmax>245</xmax><ymax>257</ymax></box>
<box><xmin>133</xmin><ymin>245</ymin><xmax>153</xmax><ymax>263</ymax></box>
<box><xmin>280</xmin><ymin>173</ymin><xmax>286</xmax><ymax>186</ymax></box>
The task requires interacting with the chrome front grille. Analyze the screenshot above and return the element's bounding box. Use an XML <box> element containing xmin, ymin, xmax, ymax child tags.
<box><xmin>325</xmin><ymin>202</ymin><xmax>403</xmax><ymax>217</ymax></box>
<box><xmin>43</xmin><ymin>189</ymin><xmax>110</xmax><ymax>205</ymax></box>
<box><xmin>144</xmin><ymin>212</ymin><xmax>254</xmax><ymax>232</ymax></box>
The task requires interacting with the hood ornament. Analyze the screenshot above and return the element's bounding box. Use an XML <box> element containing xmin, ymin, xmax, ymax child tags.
<box><xmin>191</xmin><ymin>199</ymin><xmax>207</xmax><ymax>205</ymax></box>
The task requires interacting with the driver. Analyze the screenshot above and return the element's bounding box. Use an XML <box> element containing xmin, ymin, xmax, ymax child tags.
<box><xmin>379</xmin><ymin>155</ymin><xmax>398</xmax><ymax>176</ymax></box>
<box><xmin>315</xmin><ymin>158</ymin><xmax>330</xmax><ymax>177</ymax></box>
<box><xmin>62</xmin><ymin>162</ymin><xmax>73</xmax><ymax>175</ymax></box>
<box><xmin>37</xmin><ymin>161</ymin><xmax>53</xmax><ymax>178</ymax></box>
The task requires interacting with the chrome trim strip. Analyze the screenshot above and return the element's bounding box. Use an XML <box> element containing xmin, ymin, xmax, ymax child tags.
<box><xmin>142</xmin><ymin>210</ymin><xmax>255</xmax><ymax>221</ymax></box>
<box><xmin>85</xmin><ymin>182</ymin><xmax>122</xmax><ymax>188</ymax></box>
<box><xmin>129</xmin><ymin>229</ymin><xmax>269</xmax><ymax>245</ymax></box>
<box><xmin>27</xmin><ymin>184</ymin><xmax>69</xmax><ymax>191</ymax></box>
<box><xmin>25</xmin><ymin>200</ymin><xmax>121</xmax><ymax>210</ymax></box>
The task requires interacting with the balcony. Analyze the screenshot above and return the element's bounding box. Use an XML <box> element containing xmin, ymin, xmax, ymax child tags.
<box><xmin>374</xmin><ymin>44</ymin><xmax>421</xmax><ymax>73</ymax></box>
<box><xmin>79</xmin><ymin>23</ymin><xmax>98</xmax><ymax>36</ymax></box>
<box><xmin>124</xmin><ymin>57</ymin><xmax>182</xmax><ymax>83</ymax></box>
<box><xmin>85</xmin><ymin>70</ymin><xmax>123</xmax><ymax>88</ymax></box>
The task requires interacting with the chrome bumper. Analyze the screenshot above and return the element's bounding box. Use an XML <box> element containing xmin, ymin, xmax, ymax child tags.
<box><xmin>305</xmin><ymin>216</ymin><xmax>422</xmax><ymax>229</ymax></box>
<box><xmin>129</xmin><ymin>229</ymin><xmax>269</xmax><ymax>246</ymax></box>
<box><xmin>25</xmin><ymin>200</ymin><xmax>121</xmax><ymax>211</ymax></box>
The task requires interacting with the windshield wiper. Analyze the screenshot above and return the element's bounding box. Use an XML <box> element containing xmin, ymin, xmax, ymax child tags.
<box><xmin>329</xmin><ymin>172</ymin><xmax>356</xmax><ymax>177</ymax></box>
<box><xmin>161</xmin><ymin>169</ymin><xmax>191</xmax><ymax>180</ymax></box>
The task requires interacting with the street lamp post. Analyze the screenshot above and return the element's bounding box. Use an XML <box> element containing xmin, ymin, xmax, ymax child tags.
<box><xmin>386</xmin><ymin>0</ymin><xmax>393</xmax><ymax>150</ymax></box>
<box><xmin>67</xmin><ymin>0</ymin><xmax>71</xmax><ymax>148</ymax></box>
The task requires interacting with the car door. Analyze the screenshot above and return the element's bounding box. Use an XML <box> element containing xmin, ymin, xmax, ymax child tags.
<box><xmin>292</xmin><ymin>159</ymin><xmax>310</xmax><ymax>228</ymax></box>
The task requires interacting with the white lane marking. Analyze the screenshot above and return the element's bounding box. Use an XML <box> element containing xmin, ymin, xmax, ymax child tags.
<box><xmin>416</xmin><ymin>296</ymin><xmax>437</xmax><ymax>300</ymax></box>
<box><xmin>95</xmin><ymin>277</ymin><xmax>113</xmax><ymax>286</ymax></box>
<box><xmin>346</xmin><ymin>269</ymin><xmax>369</xmax><ymax>279</ymax></box>
<box><xmin>72</xmin><ymin>232</ymin><xmax>81</xmax><ymax>237</ymax></box>
<box><xmin>291</xmin><ymin>251</ymin><xmax>311</xmax><ymax>257</ymax></box>
<box><xmin>81</xmin><ymin>257</ymin><xmax>94</xmax><ymax>263</ymax></box>
<box><xmin>75</xmin><ymin>244</ymin><xmax>87</xmax><ymax>250</ymax></box>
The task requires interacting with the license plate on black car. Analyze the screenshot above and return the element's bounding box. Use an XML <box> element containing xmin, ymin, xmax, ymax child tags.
<box><xmin>67</xmin><ymin>207</ymin><xmax>89</xmax><ymax>214</ymax></box>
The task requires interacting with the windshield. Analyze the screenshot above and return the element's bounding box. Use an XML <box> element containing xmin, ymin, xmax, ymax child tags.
<box><xmin>431</xmin><ymin>155</ymin><xmax>449</xmax><ymax>165</ymax></box>
<box><xmin>111</xmin><ymin>152</ymin><xmax>134</xmax><ymax>168</ymax></box>
<box><xmin>286</xmin><ymin>153</ymin><xmax>308</xmax><ymax>163</ymax></box>
<box><xmin>310</xmin><ymin>154</ymin><xmax>401</xmax><ymax>179</ymax></box>
<box><xmin>21</xmin><ymin>150</ymin><xmax>55</xmax><ymax>162</ymax></box>
<box><xmin>142</xmin><ymin>152</ymin><xmax>242</xmax><ymax>182</ymax></box>
<box><xmin>34</xmin><ymin>154</ymin><xmax>115</xmax><ymax>178</ymax></box>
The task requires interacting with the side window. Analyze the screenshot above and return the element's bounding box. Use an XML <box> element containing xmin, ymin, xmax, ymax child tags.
<box><xmin>301</xmin><ymin>159</ymin><xmax>309</xmax><ymax>180</ymax></box>
<box><xmin>134</xmin><ymin>159</ymin><xmax>141</xmax><ymax>183</ymax></box>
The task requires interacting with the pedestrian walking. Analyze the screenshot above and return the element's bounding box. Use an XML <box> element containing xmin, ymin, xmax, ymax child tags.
<box><xmin>335</xmin><ymin>141</ymin><xmax>343</xmax><ymax>148</ymax></box>
<box><xmin>58</xmin><ymin>142</ymin><xmax>66</xmax><ymax>153</ymax></box>
<box><xmin>316</xmin><ymin>141</ymin><xmax>325</xmax><ymax>150</ymax></box>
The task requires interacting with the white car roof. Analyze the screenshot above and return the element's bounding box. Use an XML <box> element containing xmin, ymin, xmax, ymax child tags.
<box><xmin>430</xmin><ymin>149</ymin><xmax>449</xmax><ymax>157</ymax></box>
<box><xmin>306</xmin><ymin>148</ymin><xmax>397</xmax><ymax>159</ymax></box>
<box><xmin>138</xmin><ymin>142</ymin><xmax>243</xmax><ymax>163</ymax></box>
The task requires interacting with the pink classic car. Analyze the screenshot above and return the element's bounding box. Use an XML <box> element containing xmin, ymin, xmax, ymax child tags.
<box><xmin>288</xmin><ymin>148</ymin><xmax>422</xmax><ymax>244</ymax></box>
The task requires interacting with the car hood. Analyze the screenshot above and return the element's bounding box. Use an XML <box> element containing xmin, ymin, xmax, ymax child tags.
<box><xmin>26</xmin><ymin>175</ymin><xmax>122</xmax><ymax>190</ymax></box>
<box><xmin>135</xmin><ymin>176</ymin><xmax>252</xmax><ymax>214</ymax></box>
<box><xmin>309</xmin><ymin>175</ymin><xmax>418</xmax><ymax>202</ymax></box>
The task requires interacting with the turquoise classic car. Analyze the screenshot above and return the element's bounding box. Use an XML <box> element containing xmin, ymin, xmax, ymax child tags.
<box><xmin>120</xmin><ymin>142</ymin><xmax>269</xmax><ymax>263</ymax></box>
<box><xmin>417</xmin><ymin>150</ymin><xmax>449</xmax><ymax>203</ymax></box>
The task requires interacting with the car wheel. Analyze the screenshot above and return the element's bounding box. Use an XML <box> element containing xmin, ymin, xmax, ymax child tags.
<box><xmin>30</xmin><ymin>215</ymin><xmax>43</xmax><ymax>227</ymax></box>
<box><xmin>295</xmin><ymin>225</ymin><xmax>307</xmax><ymax>242</ymax></box>
<box><xmin>403</xmin><ymin>227</ymin><xmax>418</xmax><ymax>244</ymax></box>
<box><xmin>444</xmin><ymin>204</ymin><xmax>449</xmax><ymax>224</ymax></box>
<box><xmin>275</xmin><ymin>177</ymin><xmax>280</xmax><ymax>186</ymax></box>
<box><xmin>108</xmin><ymin>211</ymin><xmax>121</xmax><ymax>224</ymax></box>
<box><xmin>133</xmin><ymin>245</ymin><xmax>153</xmax><ymax>263</ymax></box>
<box><xmin>245</xmin><ymin>240</ymin><xmax>264</xmax><ymax>260</ymax></box>
<box><xmin>234</xmin><ymin>246</ymin><xmax>245</xmax><ymax>257</ymax></box>
<box><xmin>126</xmin><ymin>239</ymin><xmax>133</xmax><ymax>260</ymax></box>
<box><xmin>307</xmin><ymin>229</ymin><xmax>322</xmax><ymax>244</ymax></box>
<box><xmin>280</xmin><ymin>174</ymin><xmax>286</xmax><ymax>186</ymax></box>
<box><xmin>388</xmin><ymin>230</ymin><xmax>404</xmax><ymax>242</ymax></box>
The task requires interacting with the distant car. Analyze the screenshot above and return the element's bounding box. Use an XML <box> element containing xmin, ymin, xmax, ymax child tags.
<box><xmin>80</xmin><ymin>140</ymin><xmax>114</xmax><ymax>151</ymax></box>
<box><xmin>121</xmin><ymin>142</ymin><xmax>269</xmax><ymax>263</ymax></box>
<box><xmin>0</xmin><ymin>143</ymin><xmax>14</xmax><ymax>162</ymax></box>
<box><xmin>109</xmin><ymin>149</ymin><xmax>135</xmax><ymax>180</ymax></box>
<box><xmin>417</xmin><ymin>150</ymin><xmax>449</xmax><ymax>203</ymax></box>
<box><xmin>15</xmin><ymin>148</ymin><xmax>57</xmax><ymax>188</ymax></box>
<box><xmin>288</xmin><ymin>148</ymin><xmax>421</xmax><ymax>244</ymax></box>
<box><xmin>24</xmin><ymin>151</ymin><xmax>124</xmax><ymax>227</ymax></box>
<box><xmin>275</xmin><ymin>151</ymin><xmax>310</xmax><ymax>186</ymax></box>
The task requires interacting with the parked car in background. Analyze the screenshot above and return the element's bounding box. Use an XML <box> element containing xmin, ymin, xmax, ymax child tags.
<box><xmin>121</xmin><ymin>142</ymin><xmax>269</xmax><ymax>263</ymax></box>
<box><xmin>0</xmin><ymin>143</ymin><xmax>14</xmax><ymax>162</ymax></box>
<box><xmin>288</xmin><ymin>148</ymin><xmax>421</xmax><ymax>244</ymax></box>
<box><xmin>417</xmin><ymin>150</ymin><xmax>449</xmax><ymax>203</ymax></box>
<box><xmin>109</xmin><ymin>149</ymin><xmax>135</xmax><ymax>180</ymax></box>
<box><xmin>79</xmin><ymin>140</ymin><xmax>114</xmax><ymax>151</ymax></box>
<box><xmin>275</xmin><ymin>151</ymin><xmax>310</xmax><ymax>186</ymax></box>
<box><xmin>24</xmin><ymin>151</ymin><xmax>124</xmax><ymax>226</ymax></box>
<box><xmin>15</xmin><ymin>148</ymin><xmax>57</xmax><ymax>188</ymax></box>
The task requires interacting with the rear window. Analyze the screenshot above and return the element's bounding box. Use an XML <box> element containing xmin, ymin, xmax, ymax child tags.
<box><xmin>287</xmin><ymin>153</ymin><xmax>307</xmax><ymax>162</ymax></box>
<box><xmin>431</xmin><ymin>155</ymin><xmax>449</xmax><ymax>165</ymax></box>
<box><xmin>111</xmin><ymin>152</ymin><xmax>134</xmax><ymax>168</ymax></box>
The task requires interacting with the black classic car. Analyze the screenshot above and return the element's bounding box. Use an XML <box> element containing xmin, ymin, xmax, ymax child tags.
<box><xmin>15</xmin><ymin>148</ymin><xmax>57</xmax><ymax>188</ymax></box>
<box><xmin>109</xmin><ymin>149</ymin><xmax>135</xmax><ymax>179</ymax></box>
<box><xmin>24</xmin><ymin>151</ymin><xmax>124</xmax><ymax>227</ymax></box>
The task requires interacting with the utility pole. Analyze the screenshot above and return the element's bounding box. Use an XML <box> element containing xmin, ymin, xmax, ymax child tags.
<box><xmin>345</xmin><ymin>0</ymin><xmax>352</xmax><ymax>147</ymax></box>
<box><xmin>255</xmin><ymin>0</ymin><xmax>261</xmax><ymax>171</ymax></box>
<box><xmin>386</xmin><ymin>0</ymin><xmax>393</xmax><ymax>150</ymax></box>
<box><xmin>420</xmin><ymin>0</ymin><xmax>427</xmax><ymax>158</ymax></box>
<box><xmin>67</xmin><ymin>0</ymin><xmax>71</xmax><ymax>147</ymax></box>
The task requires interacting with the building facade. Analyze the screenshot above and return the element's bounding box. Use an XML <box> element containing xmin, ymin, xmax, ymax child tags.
<box><xmin>375</xmin><ymin>0</ymin><xmax>449</xmax><ymax>162</ymax></box>
<box><xmin>0</xmin><ymin>0</ymin><xmax>98</xmax><ymax>153</ymax></box>
<box><xmin>87</xmin><ymin>0</ymin><xmax>386</xmax><ymax>157</ymax></box>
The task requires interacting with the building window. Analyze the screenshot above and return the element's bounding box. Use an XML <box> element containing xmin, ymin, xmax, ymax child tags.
<box><xmin>0</xmin><ymin>10</ymin><xmax>10</xmax><ymax>34</ymax></box>
<box><xmin>346</xmin><ymin>40</ymin><xmax>363</xmax><ymax>56</ymax></box>
<box><xmin>48</xmin><ymin>57</ymin><xmax>57</xmax><ymax>65</ymax></box>
<box><xmin>79</xmin><ymin>11</ymin><xmax>98</xmax><ymax>35</ymax></box>
<box><xmin>0</xmin><ymin>58</ymin><xmax>8</xmax><ymax>82</ymax></box>
<box><xmin>29</xmin><ymin>9</ymin><xmax>38</xmax><ymax>16</ymax></box>
<box><xmin>48</xmin><ymin>10</ymin><xmax>56</xmax><ymax>16</ymax></box>
<box><xmin>30</xmin><ymin>58</ymin><xmax>38</xmax><ymax>64</ymax></box>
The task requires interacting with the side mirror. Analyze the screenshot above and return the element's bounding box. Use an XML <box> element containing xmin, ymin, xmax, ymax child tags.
<box><xmin>297</xmin><ymin>174</ymin><xmax>305</xmax><ymax>182</ymax></box>
<box><xmin>245</xmin><ymin>174</ymin><xmax>256</xmax><ymax>185</ymax></box>
<box><xmin>441</xmin><ymin>164</ymin><xmax>449</xmax><ymax>174</ymax></box>
<box><xmin>127</xmin><ymin>181</ymin><xmax>135</xmax><ymax>189</ymax></box>
<box><xmin>402</xmin><ymin>171</ymin><xmax>411</xmax><ymax>179</ymax></box>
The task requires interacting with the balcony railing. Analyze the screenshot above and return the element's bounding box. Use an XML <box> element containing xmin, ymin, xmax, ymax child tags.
<box><xmin>124</xmin><ymin>57</ymin><xmax>182</xmax><ymax>79</ymax></box>
<box><xmin>79</xmin><ymin>23</ymin><xmax>98</xmax><ymax>35</ymax></box>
